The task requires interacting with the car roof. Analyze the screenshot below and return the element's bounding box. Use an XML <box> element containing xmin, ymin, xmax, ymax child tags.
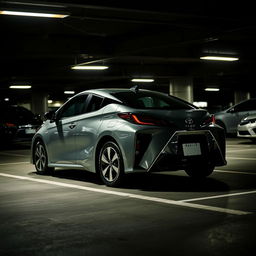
<box><xmin>76</xmin><ymin>88</ymin><xmax>166</xmax><ymax>103</ymax></box>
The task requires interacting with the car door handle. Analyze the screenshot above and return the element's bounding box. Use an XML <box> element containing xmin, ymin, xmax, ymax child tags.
<box><xmin>69</xmin><ymin>123</ymin><xmax>76</xmax><ymax>129</ymax></box>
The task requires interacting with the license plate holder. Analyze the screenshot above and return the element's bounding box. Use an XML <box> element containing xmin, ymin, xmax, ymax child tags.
<box><xmin>182</xmin><ymin>142</ymin><xmax>201</xmax><ymax>156</ymax></box>
<box><xmin>25</xmin><ymin>128</ymin><xmax>36</xmax><ymax>134</ymax></box>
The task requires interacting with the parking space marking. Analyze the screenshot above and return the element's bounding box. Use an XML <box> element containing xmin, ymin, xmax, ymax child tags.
<box><xmin>181</xmin><ymin>190</ymin><xmax>256</xmax><ymax>202</ymax></box>
<box><xmin>226</xmin><ymin>157</ymin><xmax>256</xmax><ymax>161</ymax></box>
<box><xmin>227</xmin><ymin>148</ymin><xmax>256</xmax><ymax>153</ymax></box>
<box><xmin>0</xmin><ymin>152</ymin><xmax>29</xmax><ymax>157</ymax></box>
<box><xmin>215</xmin><ymin>169</ymin><xmax>256</xmax><ymax>175</ymax></box>
<box><xmin>0</xmin><ymin>172</ymin><xmax>251</xmax><ymax>216</ymax></box>
<box><xmin>0</xmin><ymin>162</ymin><xmax>30</xmax><ymax>166</ymax></box>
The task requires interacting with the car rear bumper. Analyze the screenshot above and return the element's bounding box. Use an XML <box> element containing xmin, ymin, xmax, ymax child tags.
<box><xmin>145</xmin><ymin>129</ymin><xmax>226</xmax><ymax>172</ymax></box>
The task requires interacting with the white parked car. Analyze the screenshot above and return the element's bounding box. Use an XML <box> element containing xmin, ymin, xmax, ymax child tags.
<box><xmin>237</xmin><ymin>114</ymin><xmax>256</xmax><ymax>142</ymax></box>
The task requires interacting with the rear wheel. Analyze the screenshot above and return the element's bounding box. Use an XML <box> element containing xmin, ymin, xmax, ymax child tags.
<box><xmin>34</xmin><ymin>141</ymin><xmax>54</xmax><ymax>174</ymax></box>
<box><xmin>185</xmin><ymin>164</ymin><xmax>214</xmax><ymax>178</ymax></box>
<box><xmin>98</xmin><ymin>141</ymin><xmax>124</xmax><ymax>187</ymax></box>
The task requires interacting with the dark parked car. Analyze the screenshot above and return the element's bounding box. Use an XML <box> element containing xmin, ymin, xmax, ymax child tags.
<box><xmin>31</xmin><ymin>88</ymin><xmax>226</xmax><ymax>187</ymax></box>
<box><xmin>0</xmin><ymin>103</ymin><xmax>42</xmax><ymax>142</ymax></box>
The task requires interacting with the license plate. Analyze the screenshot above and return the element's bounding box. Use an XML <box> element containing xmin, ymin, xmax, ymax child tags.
<box><xmin>182</xmin><ymin>143</ymin><xmax>201</xmax><ymax>156</ymax></box>
<box><xmin>25</xmin><ymin>128</ymin><xmax>36</xmax><ymax>134</ymax></box>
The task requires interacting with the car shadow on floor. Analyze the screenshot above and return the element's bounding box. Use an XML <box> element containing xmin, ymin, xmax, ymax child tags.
<box><xmin>122</xmin><ymin>172</ymin><xmax>230</xmax><ymax>192</ymax></box>
<box><xmin>32</xmin><ymin>168</ymin><xmax>230</xmax><ymax>193</ymax></box>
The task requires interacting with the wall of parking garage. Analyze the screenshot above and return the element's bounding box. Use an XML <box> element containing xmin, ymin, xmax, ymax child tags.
<box><xmin>31</xmin><ymin>91</ymin><xmax>48</xmax><ymax>117</ymax></box>
<box><xmin>169</xmin><ymin>77</ymin><xmax>193</xmax><ymax>103</ymax></box>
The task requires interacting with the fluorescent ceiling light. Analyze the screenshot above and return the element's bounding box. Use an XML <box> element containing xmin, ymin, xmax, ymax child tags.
<box><xmin>4</xmin><ymin>98</ymin><xmax>9</xmax><ymax>101</ymax></box>
<box><xmin>53</xmin><ymin>102</ymin><xmax>62</xmax><ymax>107</ymax></box>
<box><xmin>131</xmin><ymin>78</ymin><xmax>154</xmax><ymax>83</ymax></box>
<box><xmin>48</xmin><ymin>100</ymin><xmax>53</xmax><ymax>104</ymax></box>
<box><xmin>200</xmin><ymin>56</ymin><xmax>239</xmax><ymax>61</ymax></box>
<box><xmin>64</xmin><ymin>91</ymin><xmax>75</xmax><ymax>95</ymax></box>
<box><xmin>9</xmin><ymin>85</ymin><xmax>31</xmax><ymax>89</ymax></box>
<box><xmin>0</xmin><ymin>10</ymin><xmax>68</xmax><ymax>18</ymax></box>
<box><xmin>71</xmin><ymin>66</ymin><xmax>109</xmax><ymax>70</ymax></box>
<box><xmin>193</xmin><ymin>101</ymin><xmax>208</xmax><ymax>108</ymax></box>
<box><xmin>205</xmin><ymin>88</ymin><xmax>220</xmax><ymax>92</ymax></box>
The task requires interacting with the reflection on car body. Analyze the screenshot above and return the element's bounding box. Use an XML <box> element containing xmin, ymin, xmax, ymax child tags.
<box><xmin>31</xmin><ymin>88</ymin><xmax>226</xmax><ymax>187</ymax></box>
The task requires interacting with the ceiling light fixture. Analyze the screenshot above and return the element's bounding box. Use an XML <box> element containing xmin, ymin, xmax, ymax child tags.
<box><xmin>205</xmin><ymin>88</ymin><xmax>220</xmax><ymax>92</ymax></box>
<box><xmin>9</xmin><ymin>85</ymin><xmax>31</xmax><ymax>89</ymax></box>
<box><xmin>200</xmin><ymin>56</ymin><xmax>239</xmax><ymax>61</ymax></box>
<box><xmin>64</xmin><ymin>91</ymin><xmax>75</xmax><ymax>95</ymax></box>
<box><xmin>131</xmin><ymin>78</ymin><xmax>154</xmax><ymax>83</ymax></box>
<box><xmin>71</xmin><ymin>65</ymin><xmax>109</xmax><ymax>70</ymax></box>
<box><xmin>193</xmin><ymin>101</ymin><xmax>208</xmax><ymax>108</ymax></box>
<box><xmin>0</xmin><ymin>10</ymin><xmax>69</xmax><ymax>18</ymax></box>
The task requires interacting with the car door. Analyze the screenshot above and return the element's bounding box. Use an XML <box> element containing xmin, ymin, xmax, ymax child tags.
<box><xmin>75</xmin><ymin>94</ymin><xmax>104</xmax><ymax>170</ymax></box>
<box><xmin>228</xmin><ymin>99</ymin><xmax>256</xmax><ymax>133</ymax></box>
<box><xmin>47</xmin><ymin>94</ymin><xmax>88</xmax><ymax>164</ymax></box>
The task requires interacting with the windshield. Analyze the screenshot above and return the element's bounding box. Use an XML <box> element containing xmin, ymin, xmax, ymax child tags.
<box><xmin>111</xmin><ymin>91</ymin><xmax>195</xmax><ymax>110</ymax></box>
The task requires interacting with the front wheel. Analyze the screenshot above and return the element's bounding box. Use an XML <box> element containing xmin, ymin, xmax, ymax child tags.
<box><xmin>98</xmin><ymin>141</ymin><xmax>124</xmax><ymax>187</ymax></box>
<box><xmin>34</xmin><ymin>141</ymin><xmax>54</xmax><ymax>174</ymax></box>
<box><xmin>185</xmin><ymin>164</ymin><xmax>215</xmax><ymax>178</ymax></box>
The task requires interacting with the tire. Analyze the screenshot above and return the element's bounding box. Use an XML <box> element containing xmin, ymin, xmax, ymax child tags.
<box><xmin>34</xmin><ymin>141</ymin><xmax>54</xmax><ymax>174</ymax></box>
<box><xmin>185</xmin><ymin>164</ymin><xmax>215</xmax><ymax>178</ymax></box>
<box><xmin>98</xmin><ymin>141</ymin><xmax>124</xmax><ymax>187</ymax></box>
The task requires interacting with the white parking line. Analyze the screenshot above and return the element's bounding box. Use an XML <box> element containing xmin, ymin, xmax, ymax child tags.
<box><xmin>215</xmin><ymin>169</ymin><xmax>256</xmax><ymax>175</ymax></box>
<box><xmin>227</xmin><ymin>157</ymin><xmax>256</xmax><ymax>161</ymax></box>
<box><xmin>0</xmin><ymin>162</ymin><xmax>30</xmax><ymax>166</ymax></box>
<box><xmin>181</xmin><ymin>190</ymin><xmax>256</xmax><ymax>202</ymax></box>
<box><xmin>0</xmin><ymin>172</ymin><xmax>251</xmax><ymax>216</ymax></box>
<box><xmin>227</xmin><ymin>148</ymin><xmax>256</xmax><ymax>153</ymax></box>
<box><xmin>0</xmin><ymin>152</ymin><xmax>29</xmax><ymax>157</ymax></box>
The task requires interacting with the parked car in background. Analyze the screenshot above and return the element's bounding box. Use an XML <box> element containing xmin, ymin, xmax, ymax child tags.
<box><xmin>31</xmin><ymin>88</ymin><xmax>226</xmax><ymax>187</ymax></box>
<box><xmin>237</xmin><ymin>114</ymin><xmax>256</xmax><ymax>142</ymax></box>
<box><xmin>0</xmin><ymin>103</ymin><xmax>42</xmax><ymax>142</ymax></box>
<box><xmin>215</xmin><ymin>98</ymin><xmax>256</xmax><ymax>134</ymax></box>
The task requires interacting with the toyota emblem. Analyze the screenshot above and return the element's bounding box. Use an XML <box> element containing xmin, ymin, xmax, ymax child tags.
<box><xmin>185</xmin><ymin>118</ymin><xmax>194</xmax><ymax>125</ymax></box>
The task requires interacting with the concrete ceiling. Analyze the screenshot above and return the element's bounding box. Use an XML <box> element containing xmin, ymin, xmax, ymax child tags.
<box><xmin>1</xmin><ymin>0</ymin><xmax>256</xmax><ymax>102</ymax></box>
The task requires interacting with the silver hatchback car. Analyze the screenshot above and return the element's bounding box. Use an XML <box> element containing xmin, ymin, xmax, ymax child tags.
<box><xmin>31</xmin><ymin>88</ymin><xmax>226</xmax><ymax>186</ymax></box>
<box><xmin>215</xmin><ymin>98</ymin><xmax>256</xmax><ymax>134</ymax></box>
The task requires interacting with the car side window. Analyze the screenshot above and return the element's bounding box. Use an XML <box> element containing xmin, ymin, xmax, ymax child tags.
<box><xmin>86</xmin><ymin>95</ymin><xmax>104</xmax><ymax>113</ymax></box>
<box><xmin>59</xmin><ymin>95</ymin><xmax>88</xmax><ymax>119</ymax></box>
<box><xmin>234</xmin><ymin>100</ymin><xmax>256</xmax><ymax>112</ymax></box>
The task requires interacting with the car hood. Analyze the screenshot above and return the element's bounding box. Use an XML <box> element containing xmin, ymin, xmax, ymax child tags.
<box><xmin>241</xmin><ymin>114</ymin><xmax>256</xmax><ymax>121</ymax></box>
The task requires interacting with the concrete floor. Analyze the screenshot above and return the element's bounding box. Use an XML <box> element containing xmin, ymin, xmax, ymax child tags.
<box><xmin>0</xmin><ymin>138</ymin><xmax>256</xmax><ymax>255</ymax></box>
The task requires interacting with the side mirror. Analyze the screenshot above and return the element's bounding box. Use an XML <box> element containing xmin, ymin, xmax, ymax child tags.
<box><xmin>228</xmin><ymin>108</ymin><xmax>235</xmax><ymax>113</ymax></box>
<box><xmin>44</xmin><ymin>111</ymin><xmax>56</xmax><ymax>121</ymax></box>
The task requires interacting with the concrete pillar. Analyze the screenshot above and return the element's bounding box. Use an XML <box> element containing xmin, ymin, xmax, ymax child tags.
<box><xmin>31</xmin><ymin>91</ymin><xmax>48</xmax><ymax>117</ymax></box>
<box><xmin>234</xmin><ymin>91</ymin><xmax>250</xmax><ymax>104</ymax></box>
<box><xmin>169</xmin><ymin>77</ymin><xmax>193</xmax><ymax>103</ymax></box>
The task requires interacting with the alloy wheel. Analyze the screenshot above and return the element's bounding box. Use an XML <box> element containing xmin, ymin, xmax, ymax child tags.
<box><xmin>100</xmin><ymin>145</ymin><xmax>121</xmax><ymax>183</ymax></box>
<box><xmin>35</xmin><ymin>143</ymin><xmax>47</xmax><ymax>172</ymax></box>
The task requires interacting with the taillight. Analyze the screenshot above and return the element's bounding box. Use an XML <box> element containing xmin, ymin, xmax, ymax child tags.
<box><xmin>202</xmin><ymin>115</ymin><xmax>216</xmax><ymax>126</ymax></box>
<box><xmin>5</xmin><ymin>122</ymin><xmax>16</xmax><ymax>128</ymax></box>
<box><xmin>118</xmin><ymin>113</ymin><xmax>166</xmax><ymax>126</ymax></box>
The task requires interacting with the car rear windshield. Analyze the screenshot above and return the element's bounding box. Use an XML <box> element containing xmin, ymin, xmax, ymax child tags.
<box><xmin>111</xmin><ymin>91</ymin><xmax>195</xmax><ymax>110</ymax></box>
